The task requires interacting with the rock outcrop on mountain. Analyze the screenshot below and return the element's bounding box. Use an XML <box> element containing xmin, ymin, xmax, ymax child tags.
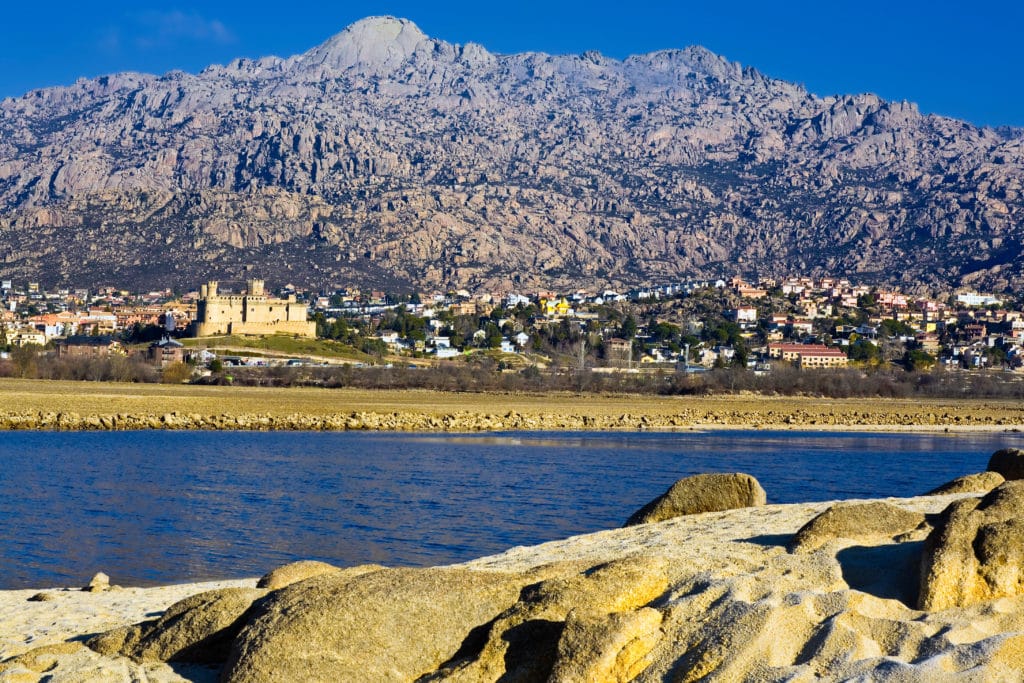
<box><xmin>1</xmin><ymin>16</ymin><xmax>1022</xmax><ymax>291</ymax></box>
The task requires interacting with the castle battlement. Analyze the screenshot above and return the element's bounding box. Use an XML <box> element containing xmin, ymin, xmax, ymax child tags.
<box><xmin>188</xmin><ymin>279</ymin><xmax>316</xmax><ymax>338</ymax></box>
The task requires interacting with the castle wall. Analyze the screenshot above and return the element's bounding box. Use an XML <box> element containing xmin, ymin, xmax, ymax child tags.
<box><xmin>190</xmin><ymin>281</ymin><xmax>316</xmax><ymax>338</ymax></box>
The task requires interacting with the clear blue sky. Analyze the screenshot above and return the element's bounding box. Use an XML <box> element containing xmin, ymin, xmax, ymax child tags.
<box><xmin>1</xmin><ymin>1</ymin><xmax>1021</xmax><ymax>128</ymax></box>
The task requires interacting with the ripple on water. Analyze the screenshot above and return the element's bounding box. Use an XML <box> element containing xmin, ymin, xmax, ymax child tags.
<box><xmin>0</xmin><ymin>430</ymin><xmax>1020</xmax><ymax>588</ymax></box>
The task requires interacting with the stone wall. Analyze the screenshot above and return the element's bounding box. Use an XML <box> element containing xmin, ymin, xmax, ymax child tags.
<box><xmin>190</xmin><ymin>281</ymin><xmax>315</xmax><ymax>338</ymax></box>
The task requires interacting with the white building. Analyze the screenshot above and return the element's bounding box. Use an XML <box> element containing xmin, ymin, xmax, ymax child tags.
<box><xmin>957</xmin><ymin>292</ymin><xmax>1002</xmax><ymax>307</ymax></box>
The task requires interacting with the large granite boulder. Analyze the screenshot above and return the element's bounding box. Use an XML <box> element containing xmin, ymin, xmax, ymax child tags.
<box><xmin>222</xmin><ymin>567</ymin><xmax>535</xmax><ymax>683</ymax></box>
<box><xmin>548</xmin><ymin>607</ymin><xmax>664</xmax><ymax>683</ymax></box>
<box><xmin>88</xmin><ymin>587</ymin><xmax>267</xmax><ymax>663</ymax></box>
<box><xmin>789</xmin><ymin>502</ymin><xmax>927</xmax><ymax>553</ymax></box>
<box><xmin>625</xmin><ymin>473</ymin><xmax>766</xmax><ymax>526</ymax></box>
<box><xmin>919</xmin><ymin>480</ymin><xmax>1024</xmax><ymax>610</ymax></box>
<box><xmin>987</xmin><ymin>448</ymin><xmax>1024</xmax><ymax>480</ymax></box>
<box><xmin>925</xmin><ymin>471</ymin><xmax>1005</xmax><ymax>496</ymax></box>
<box><xmin>0</xmin><ymin>642</ymin><xmax>87</xmax><ymax>679</ymax></box>
<box><xmin>423</xmin><ymin>556</ymin><xmax>670</xmax><ymax>682</ymax></box>
<box><xmin>256</xmin><ymin>560</ymin><xmax>382</xmax><ymax>590</ymax></box>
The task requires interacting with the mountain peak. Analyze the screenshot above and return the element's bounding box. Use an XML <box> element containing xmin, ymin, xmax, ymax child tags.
<box><xmin>297</xmin><ymin>16</ymin><xmax>430</xmax><ymax>73</ymax></box>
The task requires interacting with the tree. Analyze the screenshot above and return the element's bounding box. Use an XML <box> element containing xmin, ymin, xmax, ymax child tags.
<box><xmin>360</xmin><ymin>338</ymin><xmax>387</xmax><ymax>359</ymax></box>
<box><xmin>649</xmin><ymin>321</ymin><xmax>680</xmax><ymax>344</ymax></box>
<box><xmin>858</xmin><ymin>292</ymin><xmax>877</xmax><ymax>309</ymax></box>
<box><xmin>10</xmin><ymin>344</ymin><xmax>40</xmax><ymax>378</ymax></box>
<box><xmin>848</xmin><ymin>339</ymin><xmax>881</xmax><ymax>363</ymax></box>
<box><xmin>880</xmin><ymin>319</ymin><xmax>914</xmax><ymax>338</ymax></box>
<box><xmin>161</xmin><ymin>362</ymin><xmax>192</xmax><ymax>384</ymax></box>
<box><xmin>731</xmin><ymin>340</ymin><xmax>750</xmax><ymax>368</ymax></box>
<box><xmin>985</xmin><ymin>345</ymin><xmax>1008</xmax><ymax>368</ymax></box>
<box><xmin>124</xmin><ymin>323</ymin><xmax>164</xmax><ymax>344</ymax></box>
<box><xmin>904</xmin><ymin>349</ymin><xmax>935</xmax><ymax>371</ymax></box>
<box><xmin>620</xmin><ymin>315</ymin><xmax>637</xmax><ymax>339</ymax></box>
<box><xmin>573</xmin><ymin>338</ymin><xmax>592</xmax><ymax>392</ymax></box>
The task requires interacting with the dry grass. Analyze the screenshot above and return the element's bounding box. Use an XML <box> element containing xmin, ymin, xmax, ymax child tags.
<box><xmin>2</xmin><ymin>378</ymin><xmax>1024</xmax><ymax>429</ymax></box>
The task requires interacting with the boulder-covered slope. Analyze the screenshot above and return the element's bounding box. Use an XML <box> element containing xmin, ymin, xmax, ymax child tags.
<box><xmin>1</xmin><ymin>16</ymin><xmax>1022</xmax><ymax>291</ymax></box>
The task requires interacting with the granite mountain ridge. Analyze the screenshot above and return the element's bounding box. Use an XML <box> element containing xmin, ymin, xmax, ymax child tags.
<box><xmin>0</xmin><ymin>16</ymin><xmax>1021</xmax><ymax>292</ymax></box>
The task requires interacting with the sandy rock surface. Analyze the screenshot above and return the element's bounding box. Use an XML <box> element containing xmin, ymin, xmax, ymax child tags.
<box><xmin>926</xmin><ymin>470</ymin><xmax>1005</xmax><ymax>495</ymax></box>
<box><xmin>5</xmin><ymin>493</ymin><xmax>1024</xmax><ymax>681</ymax></box>
<box><xmin>0</xmin><ymin>579</ymin><xmax>255</xmax><ymax>682</ymax></box>
<box><xmin>920</xmin><ymin>480</ymin><xmax>1024</xmax><ymax>611</ymax></box>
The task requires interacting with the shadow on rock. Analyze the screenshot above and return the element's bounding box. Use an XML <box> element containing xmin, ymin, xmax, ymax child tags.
<box><xmin>835</xmin><ymin>541</ymin><xmax>923</xmax><ymax>606</ymax></box>
<box><xmin>738</xmin><ymin>533</ymin><xmax>792</xmax><ymax>548</ymax></box>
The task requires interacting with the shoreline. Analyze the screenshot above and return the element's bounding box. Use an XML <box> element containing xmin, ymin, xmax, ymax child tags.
<box><xmin>0</xmin><ymin>374</ymin><xmax>1019</xmax><ymax>432</ymax></box>
<box><xmin>0</xmin><ymin>494</ymin><xmax>948</xmax><ymax>659</ymax></box>
<box><xmin>1</xmin><ymin>378</ymin><xmax>1024</xmax><ymax>432</ymax></box>
<box><xmin>6</xmin><ymin>490</ymin><xmax>1023</xmax><ymax>681</ymax></box>
<box><xmin>1</xmin><ymin>413</ymin><xmax>1022</xmax><ymax>434</ymax></box>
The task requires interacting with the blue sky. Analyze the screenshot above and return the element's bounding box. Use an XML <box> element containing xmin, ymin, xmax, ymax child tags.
<box><xmin>1</xmin><ymin>1</ymin><xmax>1021</xmax><ymax>127</ymax></box>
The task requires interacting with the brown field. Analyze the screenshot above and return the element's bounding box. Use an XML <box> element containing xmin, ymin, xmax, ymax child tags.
<box><xmin>1</xmin><ymin>377</ymin><xmax>1023</xmax><ymax>431</ymax></box>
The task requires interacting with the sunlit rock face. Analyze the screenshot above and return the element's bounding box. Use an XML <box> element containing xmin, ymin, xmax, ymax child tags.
<box><xmin>1</xmin><ymin>15</ymin><xmax>1022</xmax><ymax>290</ymax></box>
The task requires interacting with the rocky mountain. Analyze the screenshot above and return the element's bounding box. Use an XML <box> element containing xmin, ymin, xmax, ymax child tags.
<box><xmin>1</xmin><ymin>16</ymin><xmax>1022</xmax><ymax>293</ymax></box>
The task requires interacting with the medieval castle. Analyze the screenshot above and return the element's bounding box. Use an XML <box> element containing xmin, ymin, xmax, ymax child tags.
<box><xmin>188</xmin><ymin>279</ymin><xmax>316</xmax><ymax>338</ymax></box>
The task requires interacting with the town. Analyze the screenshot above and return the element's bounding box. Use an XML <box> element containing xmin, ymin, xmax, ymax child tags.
<box><xmin>1</xmin><ymin>275</ymin><xmax>1022</xmax><ymax>389</ymax></box>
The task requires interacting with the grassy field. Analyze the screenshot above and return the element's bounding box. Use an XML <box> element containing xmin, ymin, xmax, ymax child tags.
<box><xmin>179</xmin><ymin>335</ymin><xmax>375</xmax><ymax>363</ymax></box>
<box><xmin>1</xmin><ymin>377</ymin><xmax>1024</xmax><ymax>430</ymax></box>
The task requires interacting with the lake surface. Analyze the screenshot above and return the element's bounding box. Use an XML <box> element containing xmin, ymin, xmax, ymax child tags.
<box><xmin>1</xmin><ymin>430</ymin><xmax>1021</xmax><ymax>589</ymax></box>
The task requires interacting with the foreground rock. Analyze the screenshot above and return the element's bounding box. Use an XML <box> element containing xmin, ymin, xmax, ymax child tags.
<box><xmin>83</xmin><ymin>572</ymin><xmax>110</xmax><ymax>593</ymax></box>
<box><xmin>919</xmin><ymin>480</ymin><xmax>1024</xmax><ymax>610</ymax></box>
<box><xmin>624</xmin><ymin>472</ymin><xmax>766</xmax><ymax>525</ymax></box>
<box><xmin>422</xmin><ymin>556</ymin><xmax>670</xmax><ymax>681</ymax></box>
<box><xmin>789</xmin><ymin>501</ymin><xmax>927</xmax><ymax>553</ymax></box>
<box><xmin>987</xmin><ymin>448</ymin><xmax>1024</xmax><ymax>480</ymax></box>
<box><xmin>12</xmin><ymin>487</ymin><xmax>1024</xmax><ymax>681</ymax></box>
<box><xmin>223</xmin><ymin>567</ymin><xmax>540</xmax><ymax>682</ymax></box>
<box><xmin>88</xmin><ymin>588</ymin><xmax>267</xmax><ymax>664</ymax></box>
<box><xmin>925</xmin><ymin>471</ymin><xmax>1005</xmax><ymax>495</ymax></box>
<box><xmin>254</xmin><ymin>560</ymin><xmax>381</xmax><ymax>590</ymax></box>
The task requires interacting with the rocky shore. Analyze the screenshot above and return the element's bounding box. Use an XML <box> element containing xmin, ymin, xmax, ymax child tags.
<box><xmin>1</xmin><ymin>406</ymin><xmax>1023</xmax><ymax>432</ymax></box>
<box><xmin>3</xmin><ymin>379</ymin><xmax>1024</xmax><ymax>433</ymax></box>
<box><xmin>6</xmin><ymin>451</ymin><xmax>1024</xmax><ymax>681</ymax></box>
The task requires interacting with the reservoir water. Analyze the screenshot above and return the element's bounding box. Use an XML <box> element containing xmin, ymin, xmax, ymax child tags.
<box><xmin>1</xmin><ymin>430</ymin><xmax>1021</xmax><ymax>589</ymax></box>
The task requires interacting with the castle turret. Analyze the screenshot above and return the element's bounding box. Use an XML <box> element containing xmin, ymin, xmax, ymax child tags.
<box><xmin>190</xmin><ymin>277</ymin><xmax>315</xmax><ymax>338</ymax></box>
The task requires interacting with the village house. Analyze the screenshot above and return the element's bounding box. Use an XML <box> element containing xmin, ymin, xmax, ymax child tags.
<box><xmin>449</xmin><ymin>301</ymin><xmax>480</xmax><ymax>317</ymax></box>
<box><xmin>767</xmin><ymin>343</ymin><xmax>848</xmax><ymax>369</ymax></box>
<box><xmin>605</xmin><ymin>338</ymin><xmax>634</xmax><ymax>368</ymax></box>
<box><xmin>736</xmin><ymin>285</ymin><xmax>768</xmax><ymax>299</ymax></box>
<box><xmin>57</xmin><ymin>335</ymin><xmax>124</xmax><ymax>358</ymax></box>
<box><xmin>80</xmin><ymin>309</ymin><xmax>118</xmax><ymax>335</ymax></box>
<box><xmin>730</xmin><ymin>307</ymin><xmax>758</xmax><ymax>327</ymax></box>
<box><xmin>957</xmin><ymin>292</ymin><xmax>1002</xmax><ymax>307</ymax></box>
<box><xmin>540</xmin><ymin>297</ymin><xmax>572</xmax><ymax>317</ymax></box>
<box><xmin>147</xmin><ymin>337</ymin><xmax>185</xmax><ymax>367</ymax></box>
<box><xmin>8</xmin><ymin>328</ymin><xmax>47</xmax><ymax>347</ymax></box>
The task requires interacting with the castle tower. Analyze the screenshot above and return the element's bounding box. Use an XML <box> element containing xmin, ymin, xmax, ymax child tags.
<box><xmin>247</xmin><ymin>279</ymin><xmax>265</xmax><ymax>297</ymax></box>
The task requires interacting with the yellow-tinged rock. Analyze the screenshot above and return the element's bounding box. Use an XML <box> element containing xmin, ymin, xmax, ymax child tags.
<box><xmin>548</xmin><ymin>607</ymin><xmax>663</xmax><ymax>682</ymax></box>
